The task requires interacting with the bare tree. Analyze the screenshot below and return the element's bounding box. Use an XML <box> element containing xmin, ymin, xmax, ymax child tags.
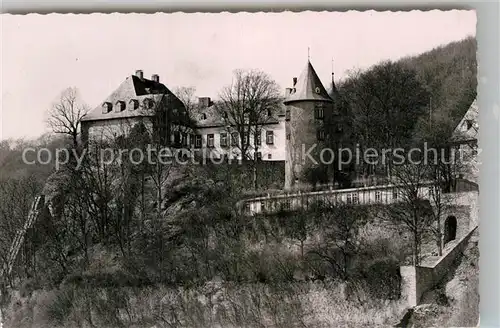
<box><xmin>381</xmin><ymin>163</ymin><xmax>434</xmax><ymax>265</ymax></box>
<box><xmin>174</xmin><ymin>87</ymin><xmax>198</xmax><ymax>118</ymax></box>
<box><xmin>214</xmin><ymin>69</ymin><xmax>282</xmax><ymax>189</ymax></box>
<box><xmin>307</xmin><ymin>200</ymin><xmax>363</xmax><ymax>280</ymax></box>
<box><xmin>46</xmin><ymin>87</ymin><xmax>90</xmax><ymax>149</ymax></box>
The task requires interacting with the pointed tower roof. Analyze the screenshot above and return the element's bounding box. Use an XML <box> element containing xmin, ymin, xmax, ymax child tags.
<box><xmin>284</xmin><ymin>61</ymin><xmax>333</xmax><ymax>104</ymax></box>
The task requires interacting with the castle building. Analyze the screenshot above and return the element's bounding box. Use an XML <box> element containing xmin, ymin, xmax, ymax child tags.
<box><xmin>81</xmin><ymin>69</ymin><xmax>287</xmax><ymax>162</ymax></box>
<box><xmin>82</xmin><ymin>61</ymin><xmax>338</xmax><ymax>189</ymax></box>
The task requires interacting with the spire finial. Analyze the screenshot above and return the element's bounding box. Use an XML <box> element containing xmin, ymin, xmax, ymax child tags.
<box><xmin>308</xmin><ymin>47</ymin><xmax>310</xmax><ymax>61</ymax></box>
<box><xmin>331</xmin><ymin>58</ymin><xmax>334</xmax><ymax>81</ymax></box>
<box><xmin>331</xmin><ymin>57</ymin><xmax>337</xmax><ymax>92</ymax></box>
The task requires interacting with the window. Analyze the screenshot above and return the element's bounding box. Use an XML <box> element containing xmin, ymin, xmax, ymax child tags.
<box><xmin>243</xmin><ymin>132</ymin><xmax>249</xmax><ymax>147</ymax></box>
<box><xmin>195</xmin><ymin>135</ymin><xmax>202</xmax><ymax>148</ymax></box>
<box><xmin>317</xmin><ymin>129</ymin><xmax>325</xmax><ymax>141</ymax></box>
<box><xmin>255</xmin><ymin>131</ymin><xmax>262</xmax><ymax>146</ymax></box>
<box><xmin>314</xmin><ymin>103</ymin><xmax>324</xmax><ymax>119</ymax></box>
<box><xmin>255</xmin><ymin>152</ymin><xmax>262</xmax><ymax>160</ymax></box>
<box><xmin>286</xmin><ymin>133</ymin><xmax>291</xmax><ymax>140</ymax></box>
<box><xmin>207</xmin><ymin>134</ymin><xmax>214</xmax><ymax>148</ymax></box>
<box><xmin>128</xmin><ymin>99</ymin><xmax>139</xmax><ymax>110</ymax></box>
<box><xmin>266</xmin><ymin>130</ymin><xmax>274</xmax><ymax>145</ymax></box>
<box><xmin>173</xmin><ymin>131</ymin><xmax>181</xmax><ymax>145</ymax></box>
<box><xmin>102</xmin><ymin>102</ymin><xmax>112</xmax><ymax>114</ymax></box>
<box><xmin>200</xmin><ymin>113</ymin><xmax>207</xmax><ymax>120</ymax></box>
<box><xmin>223</xmin><ymin>112</ymin><xmax>228</xmax><ymax>119</ymax></box>
<box><xmin>144</xmin><ymin>98</ymin><xmax>155</xmax><ymax>109</ymax></box>
<box><xmin>268</xmin><ymin>154</ymin><xmax>272</xmax><ymax>159</ymax></box>
<box><xmin>346</xmin><ymin>194</ymin><xmax>352</xmax><ymax>204</ymax></box>
<box><xmin>267</xmin><ymin>109</ymin><xmax>272</xmax><ymax>117</ymax></box>
<box><xmin>392</xmin><ymin>189</ymin><xmax>398</xmax><ymax>200</ymax></box>
<box><xmin>220</xmin><ymin>133</ymin><xmax>228</xmax><ymax>147</ymax></box>
<box><xmin>115</xmin><ymin>101</ymin><xmax>125</xmax><ymax>112</ymax></box>
<box><xmin>428</xmin><ymin>187</ymin><xmax>434</xmax><ymax>197</ymax></box>
<box><xmin>231</xmin><ymin>132</ymin><xmax>239</xmax><ymax>146</ymax></box>
<box><xmin>285</xmin><ymin>109</ymin><xmax>291</xmax><ymax>121</ymax></box>
<box><xmin>182</xmin><ymin>132</ymin><xmax>188</xmax><ymax>146</ymax></box>
<box><xmin>315</xmin><ymin>86</ymin><xmax>321</xmax><ymax>94</ymax></box>
<box><xmin>375</xmin><ymin>191</ymin><xmax>382</xmax><ymax>202</ymax></box>
<box><xmin>466</xmin><ymin>120</ymin><xmax>473</xmax><ymax>130</ymax></box>
<box><xmin>190</xmin><ymin>133</ymin><xmax>195</xmax><ymax>146</ymax></box>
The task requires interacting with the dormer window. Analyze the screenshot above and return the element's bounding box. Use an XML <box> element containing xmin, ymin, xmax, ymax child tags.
<box><xmin>466</xmin><ymin>120</ymin><xmax>473</xmax><ymax>130</ymax></box>
<box><xmin>143</xmin><ymin>98</ymin><xmax>155</xmax><ymax>109</ymax></box>
<box><xmin>200</xmin><ymin>113</ymin><xmax>207</xmax><ymax>120</ymax></box>
<box><xmin>267</xmin><ymin>109</ymin><xmax>272</xmax><ymax>117</ymax></box>
<box><xmin>102</xmin><ymin>102</ymin><xmax>112</xmax><ymax>114</ymax></box>
<box><xmin>172</xmin><ymin>108</ymin><xmax>178</xmax><ymax>116</ymax></box>
<box><xmin>129</xmin><ymin>99</ymin><xmax>139</xmax><ymax>110</ymax></box>
<box><xmin>115</xmin><ymin>101</ymin><xmax>125</xmax><ymax>112</ymax></box>
<box><xmin>315</xmin><ymin>87</ymin><xmax>321</xmax><ymax>94</ymax></box>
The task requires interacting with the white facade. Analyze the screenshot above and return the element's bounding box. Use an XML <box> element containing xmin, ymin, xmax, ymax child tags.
<box><xmin>194</xmin><ymin>118</ymin><xmax>286</xmax><ymax>161</ymax></box>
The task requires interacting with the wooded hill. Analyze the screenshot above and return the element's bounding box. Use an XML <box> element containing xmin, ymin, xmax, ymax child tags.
<box><xmin>332</xmin><ymin>36</ymin><xmax>477</xmax><ymax>150</ymax></box>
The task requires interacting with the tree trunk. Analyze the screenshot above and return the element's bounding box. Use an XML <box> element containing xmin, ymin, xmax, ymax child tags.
<box><xmin>253</xmin><ymin>162</ymin><xmax>257</xmax><ymax>190</ymax></box>
<box><xmin>413</xmin><ymin>230</ymin><xmax>419</xmax><ymax>265</ymax></box>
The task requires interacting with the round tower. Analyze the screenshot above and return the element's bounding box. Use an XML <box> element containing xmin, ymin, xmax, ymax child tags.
<box><xmin>284</xmin><ymin>60</ymin><xmax>334</xmax><ymax>190</ymax></box>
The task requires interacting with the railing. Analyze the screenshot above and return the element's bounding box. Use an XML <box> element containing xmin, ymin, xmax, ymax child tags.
<box><xmin>239</xmin><ymin>178</ymin><xmax>479</xmax><ymax>216</ymax></box>
<box><xmin>239</xmin><ymin>182</ymin><xmax>437</xmax><ymax>215</ymax></box>
<box><xmin>0</xmin><ymin>195</ymin><xmax>44</xmax><ymax>280</ymax></box>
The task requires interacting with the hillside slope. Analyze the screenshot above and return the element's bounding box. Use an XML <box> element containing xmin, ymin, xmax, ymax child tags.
<box><xmin>401</xmin><ymin>36</ymin><xmax>477</xmax><ymax>126</ymax></box>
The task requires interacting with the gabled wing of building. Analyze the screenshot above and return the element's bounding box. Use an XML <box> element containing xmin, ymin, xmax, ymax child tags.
<box><xmin>82</xmin><ymin>73</ymin><xmax>184</xmax><ymax>122</ymax></box>
<box><xmin>451</xmin><ymin>98</ymin><xmax>478</xmax><ymax>143</ymax></box>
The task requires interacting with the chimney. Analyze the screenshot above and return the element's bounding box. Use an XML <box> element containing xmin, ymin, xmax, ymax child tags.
<box><xmin>293</xmin><ymin>77</ymin><xmax>297</xmax><ymax>86</ymax></box>
<box><xmin>151</xmin><ymin>74</ymin><xmax>159</xmax><ymax>83</ymax></box>
<box><xmin>198</xmin><ymin>97</ymin><xmax>211</xmax><ymax>108</ymax></box>
<box><xmin>135</xmin><ymin>70</ymin><xmax>144</xmax><ymax>80</ymax></box>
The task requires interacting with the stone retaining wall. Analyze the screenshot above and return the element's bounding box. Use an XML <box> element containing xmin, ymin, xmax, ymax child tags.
<box><xmin>400</xmin><ymin>225</ymin><xmax>478</xmax><ymax>307</ymax></box>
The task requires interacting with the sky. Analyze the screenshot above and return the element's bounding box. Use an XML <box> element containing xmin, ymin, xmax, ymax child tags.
<box><xmin>1</xmin><ymin>10</ymin><xmax>476</xmax><ymax>141</ymax></box>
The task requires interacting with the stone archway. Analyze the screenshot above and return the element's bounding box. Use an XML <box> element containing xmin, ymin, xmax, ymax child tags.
<box><xmin>443</xmin><ymin>215</ymin><xmax>457</xmax><ymax>245</ymax></box>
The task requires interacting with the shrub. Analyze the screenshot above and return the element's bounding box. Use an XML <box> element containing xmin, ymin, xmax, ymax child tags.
<box><xmin>354</xmin><ymin>258</ymin><xmax>401</xmax><ymax>300</ymax></box>
<box><xmin>19</xmin><ymin>278</ymin><xmax>40</xmax><ymax>297</ymax></box>
<box><xmin>46</xmin><ymin>286</ymin><xmax>75</xmax><ymax>325</ymax></box>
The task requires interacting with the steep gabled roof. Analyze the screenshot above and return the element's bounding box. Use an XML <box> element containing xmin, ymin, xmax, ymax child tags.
<box><xmin>284</xmin><ymin>61</ymin><xmax>333</xmax><ymax>104</ymax></box>
<box><xmin>82</xmin><ymin>75</ymin><xmax>183</xmax><ymax>122</ymax></box>
<box><xmin>451</xmin><ymin>98</ymin><xmax>478</xmax><ymax>142</ymax></box>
